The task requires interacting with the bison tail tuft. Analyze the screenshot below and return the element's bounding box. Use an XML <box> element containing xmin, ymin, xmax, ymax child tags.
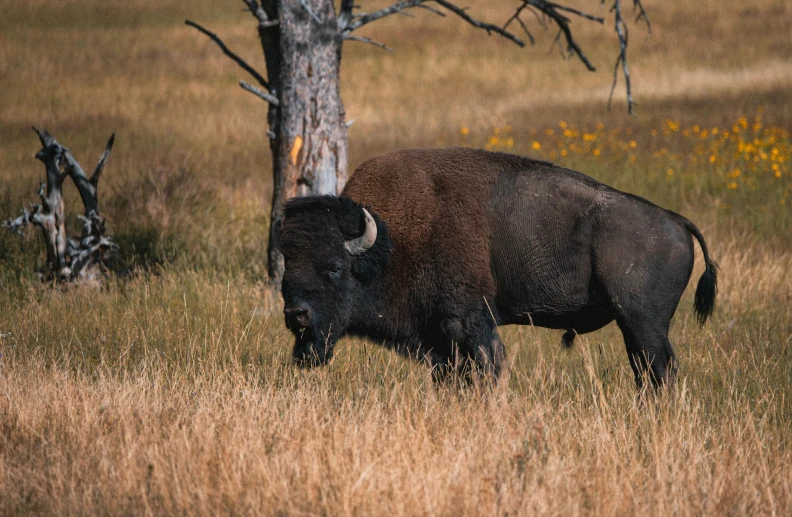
<box><xmin>694</xmin><ymin>261</ymin><xmax>718</xmax><ymax>325</ymax></box>
<box><xmin>678</xmin><ymin>214</ymin><xmax>718</xmax><ymax>326</ymax></box>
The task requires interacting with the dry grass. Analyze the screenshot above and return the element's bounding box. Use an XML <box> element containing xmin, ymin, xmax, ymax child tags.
<box><xmin>1</xmin><ymin>0</ymin><xmax>792</xmax><ymax>515</ymax></box>
<box><xmin>1</xmin><ymin>247</ymin><xmax>791</xmax><ymax>515</ymax></box>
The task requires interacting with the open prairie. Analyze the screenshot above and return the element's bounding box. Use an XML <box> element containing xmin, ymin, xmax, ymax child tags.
<box><xmin>1</xmin><ymin>0</ymin><xmax>791</xmax><ymax>515</ymax></box>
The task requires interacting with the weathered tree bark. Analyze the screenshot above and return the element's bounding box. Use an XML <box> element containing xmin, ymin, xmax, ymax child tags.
<box><xmin>188</xmin><ymin>0</ymin><xmax>648</xmax><ymax>287</ymax></box>
<box><xmin>2</xmin><ymin>129</ymin><xmax>117</xmax><ymax>284</ymax></box>
<box><xmin>34</xmin><ymin>129</ymin><xmax>69</xmax><ymax>277</ymax></box>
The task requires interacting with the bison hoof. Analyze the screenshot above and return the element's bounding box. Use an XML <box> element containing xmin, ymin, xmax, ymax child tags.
<box><xmin>561</xmin><ymin>329</ymin><xmax>576</xmax><ymax>348</ymax></box>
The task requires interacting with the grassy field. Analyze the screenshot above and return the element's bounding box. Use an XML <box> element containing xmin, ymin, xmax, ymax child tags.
<box><xmin>1</xmin><ymin>0</ymin><xmax>791</xmax><ymax>515</ymax></box>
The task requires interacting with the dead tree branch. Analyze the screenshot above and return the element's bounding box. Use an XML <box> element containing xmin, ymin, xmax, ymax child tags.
<box><xmin>337</xmin><ymin>0</ymin><xmax>356</xmax><ymax>30</ymax></box>
<box><xmin>632</xmin><ymin>0</ymin><xmax>650</xmax><ymax>31</ymax></box>
<box><xmin>413</xmin><ymin>3</ymin><xmax>446</xmax><ymax>17</ymax></box>
<box><xmin>61</xmin><ymin>134</ymin><xmax>114</xmax><ymax>217</ymax></box>
<box><xmin>549</xmin><ymin>2</ymin><xmax>604</xmax><ymax>23</ymax></box>
<box><xmin>339</xmin><ymin>0</ymin><xmax>636</xmax><ymax>80</ymax></box>
<box><xmin>432</xmin><ymin>1</ymin><xmax>524</xmax><ymax>46</ymax></box>
<box><xmin>2</xmin><ymin>129</ymin><xmax>118</xmax><ymax>283</ymax></box>
<box><xmin>299</xmin><ymin>0</ymin><xmax>322</xmax><ymax>23</ymax></box>
<box><xmin>185</xmin><ymin>19</ymin><xmax>270</xmax><ymax>91</ymax></box>
<box><xmin>342</xmin><ymin>0</ymin><xmax>525</xmax><ymax>47</ymax></box>
<box><xmin>343</xmin><ymin>34</ymin><xmax>393</xmax><ymax>51</ymax></box>
<box><xmin>516</xmin><ymin>1</ymin><xmax>603</xmax><ymax>71</ymax></box>
<box><xmin>342</xmin><ymin>1</ymin><xmax>425</xmax><ymax>32</ymax></box>
<box><xmin>503</xmin><ymin>1</ymin><xmax>647</xmax><ymax>110</ymax></box>
<box><xmin>503</xmin><ymin>3</ymin><xmax>536</xmax><ymax>45</ymax></box>
<box><xmin>241</xmin><ymin>0</ymin><xmax>278</xmax><ymax>28</ymax></box>
<box><xmin>240</xmin><ymin>80</ymin><xmax>281</xmax><ymax>105</ymax></box>
<box><xmin>608</xmin><ymin>0</ymin><xmax>635</xmax><ymax>114</ymax></box>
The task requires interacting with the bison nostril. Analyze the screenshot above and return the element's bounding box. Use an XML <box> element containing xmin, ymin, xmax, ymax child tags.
<box><xmin>284</xmin><ymin>306</ymin><xmax>311</xmax><ymax>330</ymax></box>
<box><xmin>284</xmin><ymin>307</ymin><xmax>308</xmax><ymax>316</ymax></box>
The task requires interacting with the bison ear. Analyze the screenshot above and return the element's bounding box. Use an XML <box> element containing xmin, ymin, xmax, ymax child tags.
<box><xmin>336</xmin><ymin>197</ymin><xmax>392</xmax><ymax>284</ymax></box>
<box><xmin>350</xmin><ymin>214</ymin><xmax>392</xmax><ymax>284</ymax></box>
<box><xmin>335</xmin><ymin>197</ymin><xmax>367</xmax><ymax>239</ymax></box>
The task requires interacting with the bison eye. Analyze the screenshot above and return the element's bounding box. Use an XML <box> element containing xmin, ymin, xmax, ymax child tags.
<box><xmin>323</xmin><ymin>261</ymin><xmax>343</xmax><ymax>281</ymax></box>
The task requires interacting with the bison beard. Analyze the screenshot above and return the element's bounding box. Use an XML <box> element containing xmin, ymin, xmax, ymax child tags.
<box><xmin>276</xmin><ymin>148</ymin><xmax>717</xmax><ymax>390</ymax></box>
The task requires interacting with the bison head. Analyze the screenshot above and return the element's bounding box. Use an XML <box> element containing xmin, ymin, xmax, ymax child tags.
<box><xmin>276</xmin><ymin>196</ymin><xmax>392</xmax><ymax>367</ymax></box>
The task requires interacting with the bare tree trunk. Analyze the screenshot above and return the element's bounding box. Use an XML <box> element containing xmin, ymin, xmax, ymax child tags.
<box><xmin>266</xmin><ymin>0</ymin><xmax>348</xmax><ymax>285</ymax></box>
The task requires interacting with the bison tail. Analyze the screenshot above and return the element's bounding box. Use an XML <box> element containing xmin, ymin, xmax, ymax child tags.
<box><xmin>694</xmin><ymin>262</ymin><xmax>717</xmax><ymax>325</ymax></box>
<box><xmin>680</xmin><ymin>216</ymin><xmax>718</xmax><ymax>325</ymax></box>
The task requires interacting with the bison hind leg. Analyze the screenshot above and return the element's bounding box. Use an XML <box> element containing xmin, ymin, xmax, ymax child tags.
<box><xmin>617</xmin><ymin>315</ymin><xmax>678</xmax><ymax>392</ymax></box>
<box><xmin>561</xmin><ymin>329</ymin><xmax>576</xmax><ymax>348</ymax></box>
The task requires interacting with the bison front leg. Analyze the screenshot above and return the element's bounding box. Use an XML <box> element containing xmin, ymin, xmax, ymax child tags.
<box><xmin>432</xmin><ymin>315</ymin><xmax>505</xmax><ymax>382</ymax></box>
<box><xmin>474</xmin><ymin>332</ymin><xmax>506</xmax><ymax>379</ymax></box>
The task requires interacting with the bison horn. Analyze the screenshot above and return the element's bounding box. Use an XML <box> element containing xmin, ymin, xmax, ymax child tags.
<box><xmin>344</xmin><ymin>208</ymin><xmax>377</xmax><ymax>255</ymax></box>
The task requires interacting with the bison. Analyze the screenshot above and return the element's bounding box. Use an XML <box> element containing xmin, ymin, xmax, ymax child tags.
<box><xmin>277</xmin><ymin>147</ymin><xmax>717</xmax><ymax>389</ymax></box>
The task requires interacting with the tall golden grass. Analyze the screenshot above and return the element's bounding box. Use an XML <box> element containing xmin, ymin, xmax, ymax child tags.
<box><xmin>1</xmin><ymin>0</ymin><xmax>791</xmax><ymax>515</ymax></box>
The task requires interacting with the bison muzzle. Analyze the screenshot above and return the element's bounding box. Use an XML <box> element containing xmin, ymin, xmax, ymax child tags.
<box><xmin>277</xmin><ymin>147</ymin><xmax>717</xmax><ymax>389</ymax></box>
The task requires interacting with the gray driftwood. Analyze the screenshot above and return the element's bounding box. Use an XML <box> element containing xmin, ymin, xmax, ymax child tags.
<box><xmin>2</xmin><ymin>128</ymin><xmax>117</xmax><ymax>283</ymax></box>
